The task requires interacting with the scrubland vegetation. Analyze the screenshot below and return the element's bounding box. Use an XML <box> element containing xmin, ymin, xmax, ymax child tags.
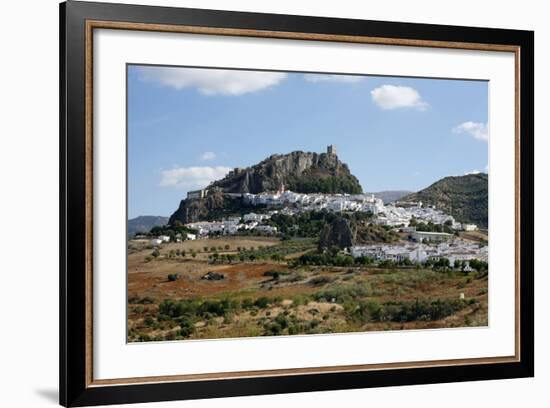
<box><xmin>127</xmin><ymin>236</ymin><xmax>488</xmax><ymax>342</ymax></box>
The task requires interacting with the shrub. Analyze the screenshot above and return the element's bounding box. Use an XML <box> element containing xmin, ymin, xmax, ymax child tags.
<box><xmin>135</xmin><ymin>296</ymin><xmax>154</xmax><ymax>304</ymax></box>
<box><xmin>341</xmin><ymin>297</ymin><xmax>472</xmax><ymax>325</ymax></box>
<box><xmin>345</xmin><ymin>300</ymin><xmax>381</xmax><ymax>324</ymax></box>
<box><xmin>275</xmin><ymin>314</ymin><xmax>289</xmax><ymax>329</ymax></box>
<box><xmin>167</xmin><ymin>273</ymin><xmax>179</xmax><ymax>282</ymax></box>
<box><xmin>179</xmin><ymin>318</ymin><xmax>195</xmax><ymax>338</ymax></box>
<box><xmin>294</xmin><ymin>251</ymin><xmax>356</xmax><ymax>267</ymax></box>
<box><xmin>159</xmin><ymin>298</ymin><xmax>239</xmax><ymax>320</ymax></box>
<box><xmin>309</xmin><ymin>276</ymin><xmax>334</xmax><ymax>286</ymax></box>
<box><xmin>151</xmin><ymin>249</ymin><xmax>160</xmax><ymax>258</ymax></box>
<box><xmin>254</xmin><ymin>297</ymin><xmax>270</xmax><ymax>308</ymax></box>
<box><xmin>313</xmin><ymin>283</ymin><xmax>369</xmax><ymax>304</ymax></box>
<box><xmin>263</xmin><ymin>270</ymin><xmax>288</xmax><ymax>280</ymax></box>
<box><xmin>224</xmin><ymin>244</ymin><xmax>230</xmax><ymax>250</ymax></box>
<box><xmin>241</xmin><ymin>298</ymin><xmax>254</xmax><ymax>309</ymax></box>
<box><xmin>292</xmin><ymin>295</ymin><xmax>308</xmax><ymax>306</ymax></box>
<box><xmin>164</xmin><ymin>332</ymin><xmax>177</xmax><ymax>341</ymax></box>
<box><xmin>309</xmin><ymin>319</ymin><xmax>320</xmax><ymax>329</ymax></box>
<box><xmin>264</xmin><ymin>322</ymin><xmax>283</xmax><ymax>336</ymax></box>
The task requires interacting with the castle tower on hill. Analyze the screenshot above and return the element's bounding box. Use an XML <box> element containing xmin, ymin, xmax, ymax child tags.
<box><xmin>327</xmin><ymin>145</ymin><xmax>337</xmax><ymax>155</ymax></box>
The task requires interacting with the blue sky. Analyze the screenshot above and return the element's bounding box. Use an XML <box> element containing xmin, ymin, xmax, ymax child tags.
<box><xmin>128</xmin><ymin>65</ymin><xmax>488</xmax><ymax>218</ymax></box>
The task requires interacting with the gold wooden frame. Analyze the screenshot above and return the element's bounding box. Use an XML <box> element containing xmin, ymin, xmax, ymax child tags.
<box><xmin>84</xmin><ymin>20</ymin><xmax>521</xmax><ymax>388</ymax></box>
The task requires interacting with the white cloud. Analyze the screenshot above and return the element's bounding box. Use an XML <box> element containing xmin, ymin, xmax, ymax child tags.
<box><xmin>464</xmin><ymin>169</ymin><xmax>482</xmax><ymax>175</ymax></box>
<box><xmin>304</xmin><ymin>74</ymin><xmax>363</xmax><ymax>83</ymax></box>
<box><xmin>200</xmin><ymin>151</ymin><xmax>216</xmax><ymax>161</ymax></box>
<box><xmin>453</xmin><ymin>121</ymin><xmax>489</xmax><ymax>141</ymax></box>
<box><xmin>160</xmin><ymin>166</ymin><xmax>231</xmax><ymax>190</ymax></box>
<box><xmin>139</xmin><ymin>66</ymin><xmax>286</xmax><ymax>95</ymax></box>
<box><xmin>370</xmin><ymin>85</ymin><xmax>428</xmax><ymax>110</ymax></box>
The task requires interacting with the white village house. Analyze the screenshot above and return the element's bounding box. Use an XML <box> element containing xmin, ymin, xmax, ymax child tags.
<box><xmin>150</xmin><ymin>238</ymin><xmax>163</xmax><ymax>246</ymax></box>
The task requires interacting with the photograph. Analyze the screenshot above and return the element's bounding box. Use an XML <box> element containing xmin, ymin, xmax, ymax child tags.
<box><xmin>54</xmin><ymin>1</ymin><xmax>535</xmax><ymax>406</ymax></box>
<box><xmin>126</xmin><ymin>65</ymin><xmax>490</xmax><ymax>342</ymax></box>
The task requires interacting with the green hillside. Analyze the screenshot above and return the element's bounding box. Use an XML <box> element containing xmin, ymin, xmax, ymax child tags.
<box><xmin>403</xmin><ymin>173</ymin><xmax>488</xmax><ymax>228</ymax></box>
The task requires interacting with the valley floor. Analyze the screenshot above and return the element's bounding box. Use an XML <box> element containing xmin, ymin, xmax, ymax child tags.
<box><xmin>127</xmin><ymin>236</ymin><xmax>488</xmax><ymax>342</ymax></box>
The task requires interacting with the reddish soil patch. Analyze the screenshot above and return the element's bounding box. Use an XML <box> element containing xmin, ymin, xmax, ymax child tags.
<box><xmin>128</xmin><ymin>261</ymin><xmax>281</xmax><ymax>301</ymax></box>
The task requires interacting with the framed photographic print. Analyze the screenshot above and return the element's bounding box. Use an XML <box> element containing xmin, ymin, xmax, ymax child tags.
<box><xmin>60</xmin><ymin>1</ymin><xmax>534</xmax><ymax>406</ymax></box>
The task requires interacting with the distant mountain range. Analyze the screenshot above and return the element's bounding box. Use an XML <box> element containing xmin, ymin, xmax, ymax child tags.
<box><xmin>368</xmin><ymin>190</ymin><xmax>412</xmax><ymax>204</ymax></box>
<box><xmin>403</xmin><ymin>173</ymin><xmax>488</xmax><ymax>228</ymax></box>
<box><xmin>127</xmin><ymin>215</ymin><xmax>168</xmax><ymax>237</ymax></box>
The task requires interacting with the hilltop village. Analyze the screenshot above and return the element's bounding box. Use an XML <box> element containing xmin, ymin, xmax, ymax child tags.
<box><xmin>140</xmin><ymin>146</ymin><xmax>488</xmax><ymax>268</ymax></box>
<box><xmin>147</xmin><ymin>185</ymin><xmax>487</xmax><ymax>267</ymax></box>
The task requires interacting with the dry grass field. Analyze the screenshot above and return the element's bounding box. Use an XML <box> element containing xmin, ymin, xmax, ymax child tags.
<box><xmin>127</xmin><ymin>236</ymin><xmax>488</xmax><ymax>342</ymax></box>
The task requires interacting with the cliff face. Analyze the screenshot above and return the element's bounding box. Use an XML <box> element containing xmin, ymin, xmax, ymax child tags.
<box><xmin>318</xmin><ymin>216</ymin><xmax>399</xmax><ymax>250</ymax></box>
<box><xmin>168</xmin><ymin>191</ymin><xmax>227</xmax><ymax>225</ymax></box>
<box><xmin>210</xmin><ymin>150</ymin><xmax>362</xmax><ymax>195</ymax></box>
<box><xmin>319</xmin><ymin>217</ymin><xmax>356</xmax><ymax>250</ymax></box>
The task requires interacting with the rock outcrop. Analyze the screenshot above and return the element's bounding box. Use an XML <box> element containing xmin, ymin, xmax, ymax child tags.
<box><xmin>168</xmin><ymin>191</ymin><xmax>230</xmax><ymax>225</ymax></box>
<box><xmin>210</xmin><ymin>149</ymin><xmax>362</xmax><ymax>195</ymax></box>
<box><xmin>319</xmin><ymin>217</ymin><xmax>356</xmax><ymax>250</ymax></box>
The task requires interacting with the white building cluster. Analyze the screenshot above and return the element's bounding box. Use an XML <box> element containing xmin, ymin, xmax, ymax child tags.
<box><xmin>350</xmin><ymin>239</ymin><xmax>488</xmax><ymax>265</ymax></box>
<box><xmin>373</xmin><ymin>203</ymin><xmax>459</xmax><ymax>228</ymax></box>
<box><xmin>186</xmin><ymin>212</ymin><xmax>278</xmax><ymax>238</ymax></box>
<box><xmin>244</xmin><ymin>190</ymin><xmax>386</xmax><ymax>215</ymax></box>
<box><xmin>174</xmin><ymin>188</ymin><xmax>480</xmax><ymax>240</ymax></box>
<box><xmin>241</xmin><ymin>189</ymin><xmax>477</xmax><ymax>232</ymax></box>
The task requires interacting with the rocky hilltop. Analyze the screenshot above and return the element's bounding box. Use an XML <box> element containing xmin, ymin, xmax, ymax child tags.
<box><xmin>403</xmin><ymin>173</ymin><xmax>488</xmax><ymax>228</ymax></box>
<box><xmin>169</xmin><ymin>190</ymin><xmax>238</xmax><ymax>225</ymax></box>
<box><xmin>211</xmin><ymin>147</ymin><xmax>362</xmax><ymax>195</ymax></box>
<box><xmin>169</xmin><ymin>146</ymin><xmax>363</xmax><ymax>224</ymax></box>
